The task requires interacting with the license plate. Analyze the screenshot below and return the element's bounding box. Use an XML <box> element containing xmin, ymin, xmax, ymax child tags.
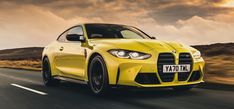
<box><xmin>163</xmin><ymin>64</ymin><xmax>190</xmax><ymax>73</ymax></box>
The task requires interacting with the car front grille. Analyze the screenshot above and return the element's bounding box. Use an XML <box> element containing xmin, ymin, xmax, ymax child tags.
<box><xmin>178</xmin><ymin>53</ymin><xmax>193</xmax><ymax>81</ymax></box>
<box><xmin>135</xmin><ymin>52</ymin><xmax>196</xmax><ymax>85</ymax></box>
<box><xmin>157</xmin><ymin>53</ymin><xmax>175</xmax><ymax>82</ymax></box>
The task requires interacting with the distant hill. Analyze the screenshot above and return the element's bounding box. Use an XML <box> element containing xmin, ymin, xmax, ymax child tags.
<box><xmin>0</xmin><ymin>47</ymin><xmax>43</xmax><ymax>60</ymax></box>
<box><xmin>0</xmin><ymin>43</ymin><xmax>233</xmax><ymax>60</ymax></box>
<box><xmin>193</xmin><ymin>43</ymin><xmax>234</xmax><ymax>56</ymax></box>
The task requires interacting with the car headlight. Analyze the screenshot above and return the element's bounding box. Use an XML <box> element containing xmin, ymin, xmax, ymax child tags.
<box><xmin>108</xmin><ymin>49</ymin><xmax>151</xmax><ymax>60</ymax></box>
<box><xmin>192</xmin><ymin>51</ymin><xmax>201</xmax><ymax>59</ymax></box>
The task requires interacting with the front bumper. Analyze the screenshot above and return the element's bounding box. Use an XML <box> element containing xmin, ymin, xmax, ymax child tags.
<box><xmin>104</xmin><ymin>52</ymin><xmax>205</xmax><ymax>88</ymax></box>
<box><xmin>117</xmin><ymin>61</ymin><xmax>204</xmax><ymax>87</ymax></box>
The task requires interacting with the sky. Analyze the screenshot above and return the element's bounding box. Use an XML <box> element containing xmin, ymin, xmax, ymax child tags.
<box><xmin>0</xmin><ymin>0</ymin><xmax>234</xmax><ymax>49</ymax></box>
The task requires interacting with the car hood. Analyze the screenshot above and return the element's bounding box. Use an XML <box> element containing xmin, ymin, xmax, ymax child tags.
<box><xmin>89</xmin><ymin>39</ymin><xmax>193</xmax><ymax>53</ymax></box>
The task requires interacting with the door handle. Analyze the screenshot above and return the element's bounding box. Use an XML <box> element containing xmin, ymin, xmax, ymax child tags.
<box><xmin>60</xmin><ymin>47</ymin><xmax>64</xmax><ymax>51</ymax></box>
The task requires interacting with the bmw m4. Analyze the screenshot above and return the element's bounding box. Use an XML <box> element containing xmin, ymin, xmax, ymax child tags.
<box><xmin>42</xmin><ymin>23</ymin><xmax>205</xmax><ymax>95</ymax></box>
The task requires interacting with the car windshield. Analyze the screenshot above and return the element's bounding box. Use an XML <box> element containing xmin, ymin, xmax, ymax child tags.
<box><xmin>85</xmin><ymin>24</ymin><xmax>151</xmax><ymax>39</ymax></box>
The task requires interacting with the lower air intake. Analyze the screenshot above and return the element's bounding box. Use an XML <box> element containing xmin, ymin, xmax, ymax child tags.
<box><xmin>135</xmin><ymin>73</ymin><xmax>160</xmax><ymax>84</ymax></box>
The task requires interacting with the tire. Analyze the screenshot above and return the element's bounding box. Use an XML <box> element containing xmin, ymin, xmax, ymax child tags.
<box><xmin>173</xmin><ymin>85</ymin><xmax>194</xmax><ymax>91</ymax></box>
<box><xmin>88</xmin><ymin>55</ymin><xmax>109</xmax><ymax>95</ymax></box>
<box><xmin>42</xmin><ymin>57</ymin><xmax>60</xmax><ymax>86</ymax></box>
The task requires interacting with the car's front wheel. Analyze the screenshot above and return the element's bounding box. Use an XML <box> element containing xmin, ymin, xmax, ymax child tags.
<box><xmin>42</xmin><ymin>57</ymin><xmax>60</xmax><ymax>86</ymax></box>
<box><xmin>88</xmin><ymin>55</ymin><xmax>109</xmax><ymax>95</ymax></box>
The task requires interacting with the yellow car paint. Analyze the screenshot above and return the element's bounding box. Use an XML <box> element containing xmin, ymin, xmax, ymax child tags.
<box><xmin>42</xmin><ymin>23</ymin><xmax>205</xmax><ymax>88</ymax></box>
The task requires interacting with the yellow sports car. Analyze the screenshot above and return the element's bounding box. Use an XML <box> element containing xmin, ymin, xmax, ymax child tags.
<box><xmin>42</xmin><ymin>23</ymin><xmax>205</xmax><ymax>95</ymax></box>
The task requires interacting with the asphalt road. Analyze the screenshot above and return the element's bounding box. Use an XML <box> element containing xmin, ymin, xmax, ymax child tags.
<box><xmin>0</xmin><ymin>68</ymin><xmax>233</xmax><ymax>109</ymax></box>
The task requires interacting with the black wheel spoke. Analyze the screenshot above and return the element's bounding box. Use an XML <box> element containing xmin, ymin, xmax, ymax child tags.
<box><xmin>43</xmin><ymin>61</ymin><xmax>49</xmax><ymax>82</ymax></box>
<box><xmin>42</xmin><ymin>58</ymin><xmax>60</xmax><ymax>86</ymax></box>
<box><xmin>90</xmin><ymin>60</ymin><xmax>105</xmax><ymax>92</ymax></box>
<box><xmin>88</xmin><ymin>55</ymin><xmax>108</xmax><ymax>95</ymax></box>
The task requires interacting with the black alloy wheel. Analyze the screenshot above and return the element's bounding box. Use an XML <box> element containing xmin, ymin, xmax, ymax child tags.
<box><xmin>42</xmin><ymin>57</ymin><xmax>60</xmax><ymax>86</ymax></box>
<box><xmin>88</xmin><ymin>55</ymin><xmax>109</xmax><ymax>95</ymax></box>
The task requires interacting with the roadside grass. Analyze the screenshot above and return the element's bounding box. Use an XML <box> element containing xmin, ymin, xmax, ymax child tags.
<box><xmin>0</xmin><ymin>60</ymin><xmax>41</xmax><ymax>71</ymax></box>
<box><xmin>204</xmin><ymin>56</ymin><xmax>234</xmax><ymax>85</ymax></box>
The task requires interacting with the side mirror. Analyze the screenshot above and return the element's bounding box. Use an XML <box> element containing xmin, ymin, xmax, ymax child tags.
<box><xmin>150</xmin><ymin>36</ymin><xmax>156</xmax><ymax>39</ymax></box>
<box><xmin>66</xmin><ymin>34</ymin><xmax>85</xmax><ymax>42</ymax></box>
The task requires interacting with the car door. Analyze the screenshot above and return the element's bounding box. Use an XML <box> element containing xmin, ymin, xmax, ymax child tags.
<box><xmin>55</xmin><ymin>26</ymin><xmax>86</xmax><ymax>79</ymax></box>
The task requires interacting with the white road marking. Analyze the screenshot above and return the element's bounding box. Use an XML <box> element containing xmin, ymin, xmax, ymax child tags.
<box><xmin>11</xmin><ymin>83</ymin><xmax>48</xmax><ymax>96</ymax></box>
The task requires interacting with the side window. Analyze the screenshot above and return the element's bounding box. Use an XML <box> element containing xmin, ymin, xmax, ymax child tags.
<box><xmin>57</xmin><ymin>31</ymin><xmax>68</xmax><ymax>42</ymax></box>
<box><xmin>67</xmin><ymin>26</ymin><xmax>84</xmax><ymax>35</ymax></box>
<box><xmin>57</xmin><ymin>26</ymin><xmax>84</xmax><ymax>42</ymax></box>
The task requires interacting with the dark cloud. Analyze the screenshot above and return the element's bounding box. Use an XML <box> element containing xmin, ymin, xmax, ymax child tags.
<box><xmin>0</xmin><ymin>0</ymin><xmax>234</xmax><ymax>49</ymax></box>
<box><xmin>147</xmin><ymin>4</ymin><xmax>232</xmax><ymax>24</ymax></box>
<box><xmin>0</xmin><ymin>0</ymin><xmax>233</xmax><ymax>24</ymax></box>
<box><xmin>135</xmin><ymin>0</ymin><xmax>233</xmax><ymax>24</ymax></box>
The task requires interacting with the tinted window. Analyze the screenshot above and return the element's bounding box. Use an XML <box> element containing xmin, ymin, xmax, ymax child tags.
<box><xmin>57</xmin><ymin>26</ymin><xmax>83</xmax><ymax>42</ymax></box>
<box><xmin>67</xmin><ymin>26</ymin><xmax>83</xmax><ymax>35</ymax></box>
<box><xmin>85</xmin><ymin>24</ymin><xmax>150</xmax><ymax>39</ymax></box>
<box><xmin>57</xmin><ymin>31</ymin><xmax>68</xmax><ymax>42</ymax></box>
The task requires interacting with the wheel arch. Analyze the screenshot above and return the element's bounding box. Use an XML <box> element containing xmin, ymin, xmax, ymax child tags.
<box><xmin>87</xmin><ymin>52</ymin><xmax>109</xmax><ymax>84</ymax></box>
<box><xmin>42</xmin><ymin>55</ymin><xmax>48</xmax><ymax>61</ymax></box>
<box><xmin>87</xmin><ymin>52</ymin><xmax>102</xmax><ymax>75</ymax></box>
<box><xmin>42</xmin><ymin>54</ymin><xmax>58</xmax><ymax>76</ymax></box>
<box><xmin>42</xmin><ymin>55</ymin><xmax>48</xmax><ymax>68</ymax></box>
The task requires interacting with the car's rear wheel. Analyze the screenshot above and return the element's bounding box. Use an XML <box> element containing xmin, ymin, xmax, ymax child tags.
<box><xmin>88</xmin><ymin>55</ymin><xmax>109</xmax><ymax>95</ymax></box>
<box><xmin>173</xmin><ymin>85</ymin><xmax>194</xmax><ymax>91</ymax></box>
<box><xmin>42</xmin><ymin>57</ymin><xmax>60</xmax><ymax>86</ymax></box>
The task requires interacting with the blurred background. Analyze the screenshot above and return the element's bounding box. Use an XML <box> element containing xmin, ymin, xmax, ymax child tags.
<box><xmin>0</xmin><ymin>0</ymin><xmax>233</xmax><ymax>85</ymax></box>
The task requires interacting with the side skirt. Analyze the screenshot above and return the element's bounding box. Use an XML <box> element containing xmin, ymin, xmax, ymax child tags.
<box><xmin>53</xmin><ymin>76</ymin><xmax>88</xmax><ymax>84</ymax></box>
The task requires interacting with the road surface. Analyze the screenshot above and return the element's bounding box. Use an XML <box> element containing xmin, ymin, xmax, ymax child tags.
<box><xmin>0</xmin><ymin>68</ymin><xmax>233</xmax><ymax>109</ymax></box>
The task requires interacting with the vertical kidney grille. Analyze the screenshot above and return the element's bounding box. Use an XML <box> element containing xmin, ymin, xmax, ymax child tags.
<box><xmin>157</xmin><ymin>53</ymin><xmax>175</xmax><ymax>82</ymax></box>
<box><xmin>178</xmin><ymin>53</ymin><xmax>193</xmax><ymax>81</ymax></box>
<box><xmin>157</xmin><ymin>53</ymin><xmax>193</xmax><ymax>82</ymax></box>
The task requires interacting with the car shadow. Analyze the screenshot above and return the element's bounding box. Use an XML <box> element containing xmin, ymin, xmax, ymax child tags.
<box><xmin>55</xmin><ymin>82</ymin><xmax>201</xmax><ymax>99</ymax></box>
<box><xmin>198</xmin><ymin>82</ymin><xmax>234</xmax><ymax>92</ymax></box>
<box><xmin>27</xmin><ymin>82</ymin><xmax>204</xmax><ymax>109</ymax></box>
